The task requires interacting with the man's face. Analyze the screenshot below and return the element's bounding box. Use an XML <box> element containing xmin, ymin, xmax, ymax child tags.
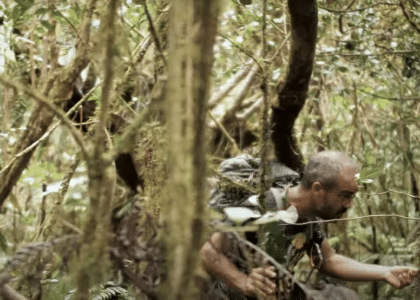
<box><xmin>317</xmin><ymin>166</ymin><xmax>359</xmax><ymax>220</ymax></box>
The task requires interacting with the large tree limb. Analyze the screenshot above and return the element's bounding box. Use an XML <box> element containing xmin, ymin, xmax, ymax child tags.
<box><xmin>271</xmin><ymin>0</ymin><xmax>318</xmax><ymax>171</ymax></box>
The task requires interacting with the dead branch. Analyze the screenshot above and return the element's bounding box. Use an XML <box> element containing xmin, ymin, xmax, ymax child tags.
<box><xmin>208</xmin><ymin>58</ymin><xmax>255</xmax><ymax>109</ymax></box>
<box><xmin>0</xmin><ymin>284</ymin><xmax>29</xmax><ymax>300</ymax></box>
<box><xmin>225</xmin><ymin>62</ymin><xmax>260</xmax><ymax>116</ymax></box>
<box><xmin>237</xmin><ymin>95</ymin><xmax>263</xmax><ymax>121</ymax></box>
<box><xmin>208</xmin><ymin>111</ymin><xmax>240</xmax><ymax>156</ymax></box>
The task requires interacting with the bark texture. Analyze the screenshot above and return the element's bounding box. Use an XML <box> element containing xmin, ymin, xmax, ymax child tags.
<box><xmin>164</xmin><ymin>1</ymin><xmax>219</xmax><ymax>299</ymax></box>
<box><xmin>271</xmin><ymin>0</ymin><xmax>318</xmax><ymax>171</ymax></box>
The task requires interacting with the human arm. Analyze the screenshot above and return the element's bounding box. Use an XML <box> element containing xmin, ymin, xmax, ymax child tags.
<box><xmin>319</xmin><ymin>239</ymin><xmax>418</xmax><ymax>288</ymax></box>
<box><xmin>200</xmin><ymin>232</ymin><xmax>277</xmax><ymax>297</ymax></box>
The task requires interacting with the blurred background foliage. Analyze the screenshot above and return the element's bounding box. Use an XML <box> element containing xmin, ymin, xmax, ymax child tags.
<box><xmin>0</xmin><ymin>0</ymin><xmax>419</xmax><ymax>299</ymax></box>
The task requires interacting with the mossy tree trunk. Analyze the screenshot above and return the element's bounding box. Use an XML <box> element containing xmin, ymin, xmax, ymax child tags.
<box><xmin>163</xmin><ymin>0</ymin><xmax>219</xmax><ymax>299</ymax></box>
<box><xmin>271</xmin><ymin>0</ymin><xmax>318</xmax><ymax>171</ymax></box>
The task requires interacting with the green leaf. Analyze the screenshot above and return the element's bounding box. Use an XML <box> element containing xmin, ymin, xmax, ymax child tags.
<box><xmin>40</xmin><ymin>20</ymin><xmax>54</xmax><ymax>30</ymax></box>
<box><xmin>337</xmin><ymin>66</ymin><xmax>348</xmax><ymax>73</ymax></box>
<box><xmin>35</xmin><ymin>8</ymin><xmax>48</xmax><ymax>15</ymax></box>
<box><xmin>358</xmin><ymin>166</ymin><xmax>383</xmax><ymax>181</ymax></box>
<box><xmin>51</xmin><ymin>10</ymin><xmax>65</xmax><ymax>21</ymax></box>
<box><xmin>0</xmin><ymin>232</ymin><xmax>8</xmax><ymax>253</ymax></box>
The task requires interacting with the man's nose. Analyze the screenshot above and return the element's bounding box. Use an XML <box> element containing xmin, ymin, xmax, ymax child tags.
<box><xmin>344</xmin><ymin>200</ymin><xmax>353</xmax><ymax>209</ymax></box>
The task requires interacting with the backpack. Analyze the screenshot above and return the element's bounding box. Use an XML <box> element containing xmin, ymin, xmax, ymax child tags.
<box><xmin>209</xmin><ymin>154</ymin><xmax>300</xmax><ymax>212</ymax></box>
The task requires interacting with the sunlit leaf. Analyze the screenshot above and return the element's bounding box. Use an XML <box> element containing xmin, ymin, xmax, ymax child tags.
<box><xmin>359</xmin><ymin>166</ymin><xmax>383</xmax><ymax>181</ymax></box>
<box><xmin>40</xmin><ymin>20</ymin><xmax>54</xmax><ymax>30</ymax></box>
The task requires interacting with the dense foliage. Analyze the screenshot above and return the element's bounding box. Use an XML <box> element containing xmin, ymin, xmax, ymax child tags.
<box><xmin>0</xmin><ymin>0</ymin><xmax>419</xmax><ymax>299</ymax></box>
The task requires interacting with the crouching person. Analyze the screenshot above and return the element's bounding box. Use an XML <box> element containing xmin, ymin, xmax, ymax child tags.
<box><xmin>200</xmin><ymin>152</ymin><xmax>418</xmax><ymax>299</ymax></box>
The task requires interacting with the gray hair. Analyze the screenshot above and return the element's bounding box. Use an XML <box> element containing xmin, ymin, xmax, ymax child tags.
<box><xmin>301</xmin><ymin>151</ymin><xmax>357</xmax><ymax>191</ymax></box>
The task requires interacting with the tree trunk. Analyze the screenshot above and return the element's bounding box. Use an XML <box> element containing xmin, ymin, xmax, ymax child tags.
<box><xmin>163</xmin><ymin>1</ymin><xmax>219</xmax><ymax>299</ymax></box>
<box><xmin>271</xmin><ymin>0</ymin><xmax>317</xmax><ymax>170</ymax></box>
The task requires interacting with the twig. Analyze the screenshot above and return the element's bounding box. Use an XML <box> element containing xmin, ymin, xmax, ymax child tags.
<box><xmin>58</xmin><ymin>218</ymin><xmax>83</xmax><ymax>234</ymax></box>
<box><xmin>399</xmin><ymin>0</ymin><xmax>420</xmax><ymax>35</ymax></box>
<box><xmin>237</xmin><ymin>96</ymin><xmax>263</xmax><ymax>121</ymax></box>
<box><xmin>280</xmin><ymin>214</ymin><xmax>420</xmax><ymax>226</ymax></box>
<box><xmin>208</xmin><ymin>111</ymin><xmax>240</xmax><ymax>156</ymax></box>
<box><xmin>319</xmin><ymin>2</ymin><xmax>399</xmax><ymax>13</ymax></box>
<box><xmin>38</xmin><ymin>156</ymin><xmax>81</xmax><ymax>240</ymax></box>
<box><xmin>0</xmin><ymin>84</ymin><xmax>97</xmax><ymax>177</ymax></box>
<box><xmin>219</xmin><ymin>33</ymin><xmax>263</xmax><ymax>72</ymax></box>
<box><xmin>316</xmin><ymin>50</ymin><xmax>418</xmax><ymax>57</ymax></box>
<box><xmin>0</xmin><ymin>122</ymin><xmax>59</xmax><ymax>176</ymax></box>
<box><xmin>316</xmin><ymin>50</ymin><xmax>417</xmax><ymax>57</ymax></box>
<box><xmin>226</xmin><ymin>62</ymin><xmax>260</xmax><ymax>115</ymax></box>
<box><xmin>366</xmin><ymin>189</ymin><xmax>420</xmax><ymax>199</ymax></box>
<box><xmin>208</xmin><ymin>58</ymin><xmax>255</xmax><ymax>109</ymax></box>
<box><xmin>269</xmin><ymin>32</ymin><xmax>290</xmax><ymax>62</ymax></box>
<box><xmin>0</xmin><ymin>77</ymin><xmax>89</xmax><ymax>160</ymax></box>
<box><xmin>143</xmin><ymin>1</ymin><xmax>167</xmax><ymax>69</ymax></box>
<box><xmin>359</xmin><ymin>89</ymin><xmax>419</xmax><ymax>101</ymax></box>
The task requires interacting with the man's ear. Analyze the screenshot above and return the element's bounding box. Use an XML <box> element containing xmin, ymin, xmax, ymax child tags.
<box><xmin>312</xmin><ymin>182</ymin><xmax>323</xmax><ymax>192</ymax></box>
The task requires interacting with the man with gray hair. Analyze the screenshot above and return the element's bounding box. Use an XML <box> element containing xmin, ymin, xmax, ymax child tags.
<box><xmin>201</xmin><ymin>151</ymin><xmax>418</xmax><ymax>299</ymax></box>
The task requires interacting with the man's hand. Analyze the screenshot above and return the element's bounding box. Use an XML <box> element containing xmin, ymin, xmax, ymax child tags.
<box><xmin>242</xmin><ymin>266</ymin><xmax>277</xmax><ymax>297</ymax></box>
<box><xmin>383</xmin><ymin>266</ymin><xmax>419</xmax><ymax>288</ymax></box>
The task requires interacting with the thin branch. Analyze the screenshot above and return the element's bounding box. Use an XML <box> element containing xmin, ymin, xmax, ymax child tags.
<box><xmin>59</xmin><ymin>218</ymin><xmax>83</xmax><ymax>234</ymax></box>
<box><xmin>319</xmin><ymin>2</ymin><xmax>399</xmax><ymax>13</ymax></box>
<box><xmin>208</xmin><ymin>59</ymin><xmax>255</xmax><ymax>109</ymax></box>
<box><xmin>0</xmin><ymin>77</ymin><xmax>89</xmax><ymax>160</ymax></box>
<box><xmin>280</xmin><ymin>214</ymin><xmax>420</xmax><ymax>227</ymax></box>
<box><xmin>358</xmin><ymin>89</ymin><xmax>419</xmax><ymax>101</ymax></box>
<box><xmin>366</xmin><ymin>189</ymin><xmax>420</xmax><ymax>199</ymax></box>
<box><xmin>0</xmin><ymin>84</ymin><xmax>96</xmax><ymax>176</ymax></box>
<box><xmin>208</xmin><ymin>111</ymin><xmax>240</xmax><ymax>156</ymax></box>
<box><xmin>0</xmin><ymin>122</ymin><xmax>58</xmax><ymax>176</ymax></box>
<box><xmin>143</xmin><ymin>1</ymin><xmax>167</xmax><ymax>69</ymax></box>
<box><xmin>226</xmin><ymin>62</ymin><xmax>260</xmax><ymax>115</ymax></box>
<box><xmin>316</xmin><ymin>50</ymin><xmax>417</xmax><ymax>57</ymax></box>
<box><xmin>237</xmin><ymin>95</ymin><xmax>263</xmax><ymax>121</ymax></box>
<box><xmin>219</xmin><ymin>33</ymin><xmax>263</xmax><ymax>72</ymax></box>
<box><xmin>399</xmin><ymin>0</ymin><xmax>420</xmax><ymax>35</ymax></box>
